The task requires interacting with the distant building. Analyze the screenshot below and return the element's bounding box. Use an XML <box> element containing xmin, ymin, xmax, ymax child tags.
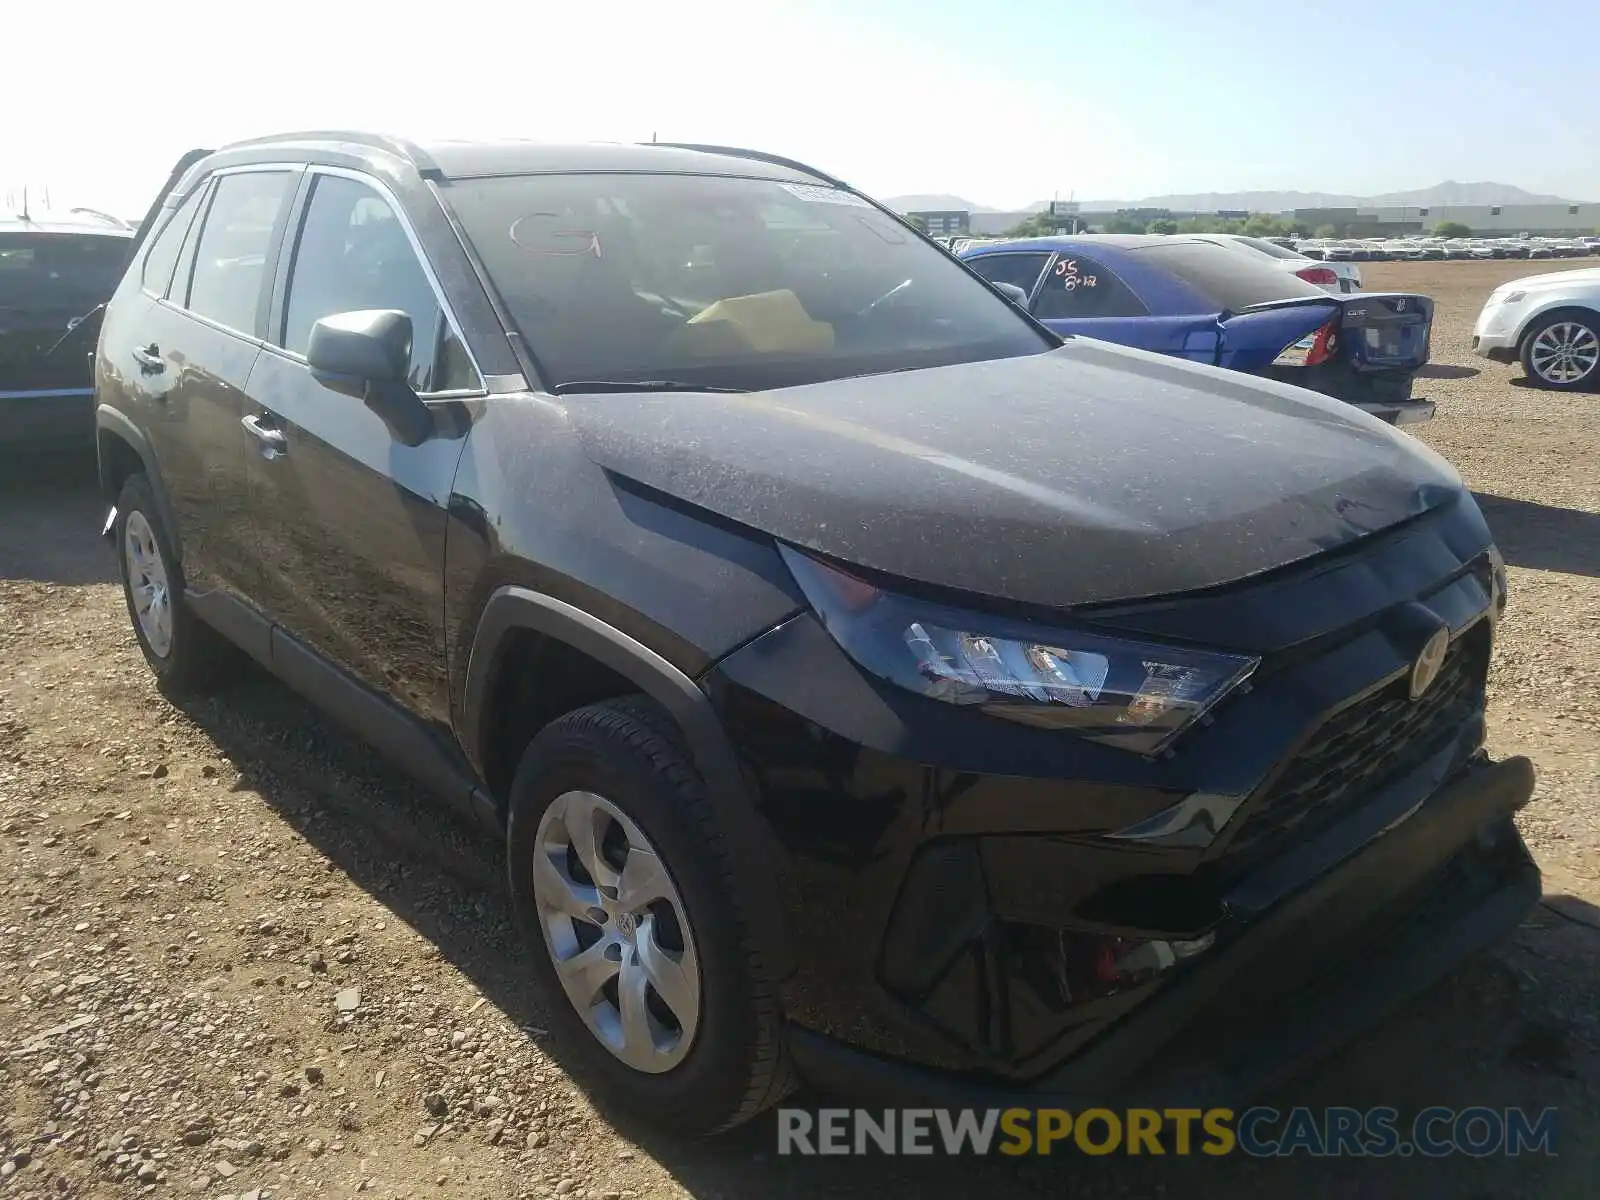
<box><xmin>901</xmin><ymin>200</ymin><xmax>1597</xmax><ymax>239</ymax></box>
<box><xmin>1293</xmin><ymin>203</ymin><xmax>1595</xmax><ymax>237</ymax></box>
<box><xmin>961</xmin><ymin>206</ymin><xmax>1221</xmax><ymax>235</ymax></box>
<box><xmin>966</xmin><ymin>211</ymin><xmax>1032</xmax><ymax>236</ymax></box>
<box><xmin>906</xmin><ymin>210</ymin><xmax>970</xmax><ymax>237</ymax></box>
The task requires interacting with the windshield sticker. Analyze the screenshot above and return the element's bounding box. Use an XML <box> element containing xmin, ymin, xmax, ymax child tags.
<box><xmin>780</xmin><ymin>183</ymin><xmax>872</xmax><ymax>208</ymax></box>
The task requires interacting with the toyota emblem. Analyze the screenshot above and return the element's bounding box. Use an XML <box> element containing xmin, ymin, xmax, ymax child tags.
<box><xmin>1409</xmin><ymin>627</ymin><xmax>1450</xmax><ymax>700</ymax></box>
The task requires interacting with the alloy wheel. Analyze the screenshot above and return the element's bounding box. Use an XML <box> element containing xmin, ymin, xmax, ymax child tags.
<box><xmin>124</xmin><ymin>511</ymin><xmax>173</xmax><ymax>658</ymax></box>
<box><xmin>531</xmin><ymin>789</ymin><xmax>701</xmax><ymax>1073</ymax></box>
<box><xmin>1529</xmin><ymin>321</ymin><xmax>1600</xmax><ymax>386</ymax></box>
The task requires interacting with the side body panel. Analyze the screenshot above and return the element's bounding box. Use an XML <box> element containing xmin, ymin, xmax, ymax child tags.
<box><xmin>96</xmin><ymin>284</ymin><xmax>257</xmax><ymax>596</ymax></box>
<box><xmin>242</xmin><ymin>345</ymin><xmax>470</xmax><ymax>726</ymax></box>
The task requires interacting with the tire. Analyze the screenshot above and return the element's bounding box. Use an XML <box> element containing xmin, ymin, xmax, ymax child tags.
<box><xmin>1519</xmin><ymin>310</ymin><xmax>1600</xmax><ymax>391</ymax></box>
<box><xmin>506</xmin><ymin>697</ymin><xmax>794</xmax><ymax>1136</ymax></box>
<box><xmin>115</xmin><ymin>473</ymin><xmax>237</xmax><ymax>694</ymax></box>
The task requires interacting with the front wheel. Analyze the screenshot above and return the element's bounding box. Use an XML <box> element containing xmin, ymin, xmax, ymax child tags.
<box><xmin>1520</xmin><ymin>311</ymin><xmax>1600</xmax><ymax>390</ymax></box>
<box><xmin>505</xmin><ymin>698</ymin><xmax>794</xmax><ymax>1136</ymax></box>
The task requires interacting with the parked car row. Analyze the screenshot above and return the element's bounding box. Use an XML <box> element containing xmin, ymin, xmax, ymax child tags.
<box><xmin>81</xmin><ymin>133</ymin><xmax>1538</xmax><ymax>1137</ymax></box>
<box><xmin>953</xmin><ymin>230</ymin><xmax>1600</xmax><ymax>394</ymax></box>
<box><xmin>958</xmin><ymin>233</ymin><xmax>1433</xmax><ymax>426</ymax></box>
<box><xmin>1298</xmin><ymin>236</ymin><xmax>1600</xmax><ymax>262</ymax></box>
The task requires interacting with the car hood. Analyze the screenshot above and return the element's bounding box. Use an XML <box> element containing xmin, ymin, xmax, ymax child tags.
<box><xmin>561</xmin><ymin>342</ymin><xmax>1466</xmax><ymax>609</ymax></box>
<box><xmin>1496</xmin><ymin>267</ymin><xmax>1600</xmax><ymax>291</ymax></box>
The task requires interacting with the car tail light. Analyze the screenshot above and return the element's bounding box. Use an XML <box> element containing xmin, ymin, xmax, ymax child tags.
<box><xmin>1294</xmin><ymin>266</ymin><xmax>1339</xmax><ymax>286</ymax></box>
<box><xmin>1272</xmin><ymin>319</ymin><xmax>1339</xmax><ymax>367</ymax></box>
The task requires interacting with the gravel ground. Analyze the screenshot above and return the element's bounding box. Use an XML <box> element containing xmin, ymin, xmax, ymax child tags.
<box><xmin>2</xmin><ymin>258</ymin><xmax>1598</xmax><ymax>1197</ymax></box>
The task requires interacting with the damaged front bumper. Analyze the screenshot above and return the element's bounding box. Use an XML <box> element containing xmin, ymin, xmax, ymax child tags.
<box><xmin>788</xmin><ymin>754</ymin><xmax>1539</xmax><ymax>1108</ymax></box>
<box><xmin>1359</xmin><ymin>398</ymin><xmax>1436</xmax><ymax>427</ymax></box>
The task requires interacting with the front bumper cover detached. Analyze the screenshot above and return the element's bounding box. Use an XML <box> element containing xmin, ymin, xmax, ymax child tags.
<box><xmin>1359</xmin><ymin>398</ymin><xmax>1436</xmax><ymax>426</ymax></box>
<box><xmin>788</xmin><ymin>754</ymin><xmax>1538</xmax><ymax>1109</ymax></box>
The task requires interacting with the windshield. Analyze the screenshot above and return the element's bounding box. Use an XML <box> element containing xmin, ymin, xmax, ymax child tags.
<box><xmin>1131</xmin><ymin>240</ymin><xmax>1326</xmax><ymax>310</ymax></box>
<box><xmin>446</xmin><ymin>173</ymin><xmax>1052</xmax><ymax>391</ymax></box>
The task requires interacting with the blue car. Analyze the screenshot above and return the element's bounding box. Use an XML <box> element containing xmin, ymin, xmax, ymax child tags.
<box><xmin>960</xmin><ymin>235</ymin><xmax>1437</xmax><ymax>426</ymax></box>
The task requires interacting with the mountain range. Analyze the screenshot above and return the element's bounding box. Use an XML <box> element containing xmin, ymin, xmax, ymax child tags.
<box><xmin>885</xmin><ymin>181</ymin><xmax>1586</xmax><ymax>215</ymax></box>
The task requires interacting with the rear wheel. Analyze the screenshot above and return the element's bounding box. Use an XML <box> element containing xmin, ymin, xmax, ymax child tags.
<box><xmin>115</xmin><ymin>474</ymin><xmax>236</xmax><ymax>694</ymax></box>
<box><xmin>1520</xmin><ymin>311</ymin><xmax>1600</xmax><ymax>390</ymax></box>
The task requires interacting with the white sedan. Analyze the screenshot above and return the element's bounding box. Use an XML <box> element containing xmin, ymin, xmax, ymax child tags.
<box><xmin>1193</xmin><ymin>234</ymin><xmax>1361</xmax><ymax>293</ymax></box>
<box><xmin>1472</xmin><ymin>266</ymin><xmax>1600</xmax><ymax>389</ymax></box>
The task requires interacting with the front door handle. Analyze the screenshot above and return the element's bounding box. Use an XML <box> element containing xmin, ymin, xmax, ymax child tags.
<box><xmin>241</xmin><ymin>414</ymin><xmax>288</xmax><ymax>459</ymax></box>
<box><xmin>131</xmin><ymin>344</ymin><xmax>165</xmax><ymax>374</ymax></box>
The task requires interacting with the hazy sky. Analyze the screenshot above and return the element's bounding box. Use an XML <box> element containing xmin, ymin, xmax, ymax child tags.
<box><xmin>6</xmin><ymin>0</ymin><xmax>1597</xmax><ymax>217</ymax></box>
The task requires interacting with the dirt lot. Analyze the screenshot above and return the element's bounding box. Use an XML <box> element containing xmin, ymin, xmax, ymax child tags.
<box><xmin>3</xmin><ymin>258</ymin><xmax>1599</xmax><ymax>1198</ymax></box>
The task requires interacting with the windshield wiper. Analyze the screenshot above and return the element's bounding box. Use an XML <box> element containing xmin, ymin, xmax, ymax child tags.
<box><xmin>550</xmin><ymin>379</ymin><xmax>751</xmax><ymax>395</ymax></box>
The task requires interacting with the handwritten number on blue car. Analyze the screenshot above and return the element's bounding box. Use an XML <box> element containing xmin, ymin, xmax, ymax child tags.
<box><xmin>1053</xmin><ymin>259</ymin><xmax>1098</xmax><ymax>291</ymax></box>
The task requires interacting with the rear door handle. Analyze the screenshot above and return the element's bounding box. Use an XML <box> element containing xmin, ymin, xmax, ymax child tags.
<box><xmin>132</xmin><ymin>344</ymin><xmax>164</xmax><ymax>374</ymax></box>
<box><xmin>241</xmin><ymin>414</ymin><xmax>288</xmax><ymax>459</ymax></box>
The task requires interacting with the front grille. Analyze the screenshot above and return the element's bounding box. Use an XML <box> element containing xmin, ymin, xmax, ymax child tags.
<box><xmin>1223</xmin><ymin>631</ymin><xmax>1487</xmax><ymax>867</ymax></box>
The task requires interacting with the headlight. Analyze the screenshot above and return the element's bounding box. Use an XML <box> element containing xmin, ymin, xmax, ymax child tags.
<box><xmin>781</xmin><ymin>547</ymin><xmax>1259</xmax><ymax>755</ymax></box>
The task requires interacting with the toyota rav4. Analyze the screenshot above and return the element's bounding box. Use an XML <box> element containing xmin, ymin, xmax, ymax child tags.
<box><xmin>94</xmin><ymin>133</ymin><xmax>1538</xmax><ymax>1136</ymax></box>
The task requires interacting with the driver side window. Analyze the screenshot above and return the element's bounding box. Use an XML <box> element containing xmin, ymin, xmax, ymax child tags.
<box><xmin>279</xmin><ymin>174</ymin><xmax>479</xmax><ymax>393</ymax></box>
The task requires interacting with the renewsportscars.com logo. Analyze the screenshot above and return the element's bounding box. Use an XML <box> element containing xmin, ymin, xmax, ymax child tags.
<box><xmin>776</xmin><ymin>1106</ymin><xmax>1559</xmax><ymax>1158</ymax></box>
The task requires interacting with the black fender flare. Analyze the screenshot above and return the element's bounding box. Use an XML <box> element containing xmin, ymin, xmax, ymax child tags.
<box><xmin>95</xmin><ymin>405</ymin><xmax>181</xmax><ymax>560</ymax></box>
<box><xmin>460</xmin><ymin>585</ymin><xmax>796</xmax><ymax>978</ymax></box>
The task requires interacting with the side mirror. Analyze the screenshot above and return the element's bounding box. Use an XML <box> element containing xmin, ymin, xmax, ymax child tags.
<box><xmin>307</xmin><ymin>308</ymin><xmax>411</xmax><ymax>385</ymax></box>
<box><xmin>993</xmin><ymin>281</ymin><xmax>1029</xmax><ymax>307</ymax></box>
<box><xmin>307</xmin><ymin>309</ymin><xmax>431</xmax><ymax>446</ymax></box>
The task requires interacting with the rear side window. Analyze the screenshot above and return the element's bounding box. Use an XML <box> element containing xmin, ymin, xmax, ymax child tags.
<box><xmin>186</xmin><ymin>171</ymin><xmax>295</xmax><ymax>335</ymax></box>
<box><xmin>966</xmin><ymin>252</ymin><xmax>1052</xmax><ymax>297</ymax></box>
<box><xmin>1132</xmin><ymin>241</ymin><xmax>1323</xmax><ymax>310</ymax></box>
<box><xmin>279</xmin><ymin>173</ymin><xmax>479</xmax><ymax>393</ymax></box>
<box><xmin>0</xmin><ymin>232</ymin><xmax>129</xmax><ymax>310</ymax></box>
<box><xmin>141</xmin><ymin>187</ymin><xmax>207</xmax><ymax>297</ymax></box>
<box><xmin>1033</xmin><ymin>253</ymin><xmax>1148</xmax><ymax>319</ymax></box>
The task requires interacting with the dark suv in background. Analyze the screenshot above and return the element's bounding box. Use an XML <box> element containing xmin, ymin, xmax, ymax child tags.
<box><xmin>95</xmin><ymin>132</ymin><xmax>1537</xmax><ymax>1136</ymax></box>
<box><xmin>2</xmin><ymin>209</ymin><xmax>133</xmax><ymax>450</ymax></box>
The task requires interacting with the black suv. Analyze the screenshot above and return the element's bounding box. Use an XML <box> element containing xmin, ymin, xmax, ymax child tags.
<box><xmin>95</xmin><ymin>133</ymin><xmax>1538</xmax><ymax>1136</ymax></box>
<box><xmin>2</xmin><ymin>209</ymin><xmax>133</xmax><ymax>450</ymax></box>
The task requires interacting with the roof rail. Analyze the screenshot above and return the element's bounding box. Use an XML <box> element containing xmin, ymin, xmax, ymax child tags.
<box><xmin>218</xmin><ymin>130</ymin><xmax>444</xmax><ymax>178</ymax></box>
<box><xmin>68</xmin><ymin>207</ymin><xmax>134</xmax><ymax>230</ymax></box>
<box><xmin>647</xmin><ymin>143</ymin><xmax>846</xmax><ymax>189</ymax></box>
